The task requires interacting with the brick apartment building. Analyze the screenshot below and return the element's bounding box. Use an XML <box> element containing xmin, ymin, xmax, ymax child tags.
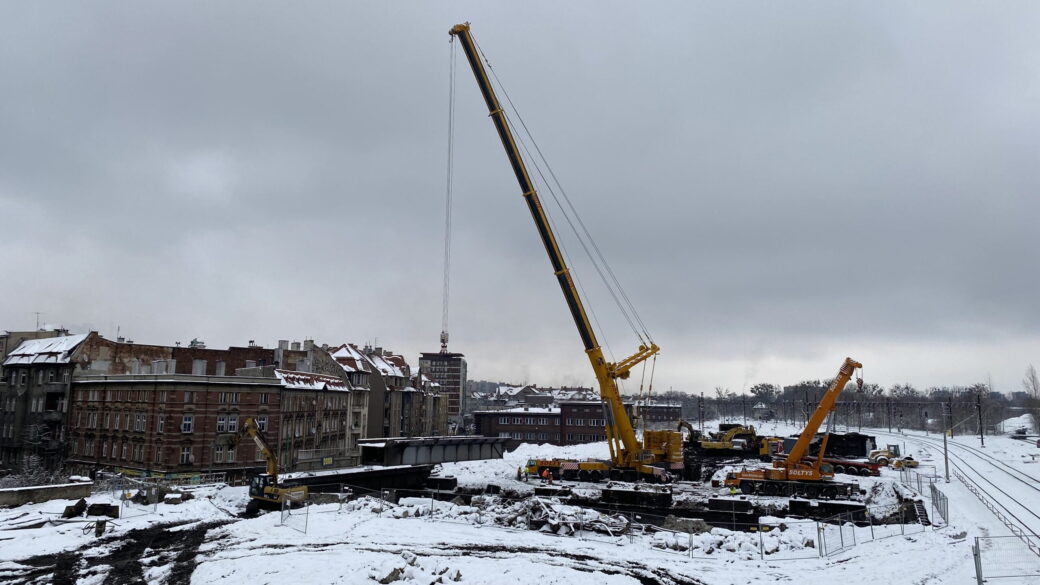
<box><xmin>474</xmin><ymin>400</ymin><xmax>683</xmax><ymax>446</ymax></box>
<box><xmin>331</xmin><ymin>344</ymin><xmax>448</xmax><ymax>439</ymax></box>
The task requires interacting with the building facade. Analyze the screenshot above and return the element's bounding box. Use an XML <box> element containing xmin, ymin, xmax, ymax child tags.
<box><xmin>473</xmin><ymin>400</ymin><xmax>683</xmax><ymax>446</ymax></box>
<box><xmin>418</xmin><ymin>351</ymin><xmax>467</xmax><ymax>423</ymax></box>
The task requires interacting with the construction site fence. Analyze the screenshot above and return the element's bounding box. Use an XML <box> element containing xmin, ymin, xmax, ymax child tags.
<box><xmin>285</xmin><ymin>483</ymin><xmax>929</xmax><ymax>562</ymax></box>
<box><xmin>817</xmin><ymin>506</ymin><xmax>926</xmax><ymax>557</ymax></box>
<box><xmin>973</xmin><ymin>536</ymin><xmax>1040</xmax><ymax>584</ymax></box>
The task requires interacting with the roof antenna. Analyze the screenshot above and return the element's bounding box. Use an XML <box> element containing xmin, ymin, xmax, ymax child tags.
<box><xmin>33</xmin><ymin>311</ymin><xmax>43</xmax><ymax>330</ymax></box>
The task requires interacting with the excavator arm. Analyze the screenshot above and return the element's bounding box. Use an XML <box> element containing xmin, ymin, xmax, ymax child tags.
<box><xmin>241</xmin><ymin>417</ymin><xmax>278</xmax><ymax>477</ymax></box>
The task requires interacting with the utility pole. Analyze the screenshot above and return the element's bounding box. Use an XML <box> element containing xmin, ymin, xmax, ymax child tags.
<box><xmin>976</xmin><ymin>389</ymin><xmax>985</xmax><ymax>447</ymax></box>
<box><xmin>886</xmin><ymin>398</ymin><xmax>892</xmax><ymax>433</ymax></box>
<box><xmin>942</xmin><ymin>402</ymin><xmax>950</xmax><ymax>483</ymax></box>
<box><xmin>949</xmin><ymin>397</ymin><xmax>955</xmax><ymax>438</ymax></box>
<box><xmin>698</xmin><ymin>392</ymin><xmax>704</xmax><ymax>433</ymax></box>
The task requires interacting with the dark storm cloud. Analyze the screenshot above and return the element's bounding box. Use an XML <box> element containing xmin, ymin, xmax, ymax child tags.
<box><xmin>2</xmin><ymin>2</ymin><xmax>1038</xmax><ymax>392</ymax></box>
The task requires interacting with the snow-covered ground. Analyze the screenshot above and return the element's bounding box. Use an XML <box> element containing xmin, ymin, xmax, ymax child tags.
<box><xmin>0</xmin><ymin>422</ymin><xmax>1037</xmax><ymax>584</ymax></box>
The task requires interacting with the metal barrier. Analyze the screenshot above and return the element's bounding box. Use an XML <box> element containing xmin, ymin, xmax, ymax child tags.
<box><xmin>280</xmin><ymin>492</ymin><xmax>310</xmax><ymax>534</ymax></box>
<box><xmin>973</xmin><ymin>536</ymin><xmax>1040</xmax><ymax>584</ymax></box>
<box><xmin>817</xmin><ymin>506</ymin><xmax>925</xmax><ymax>558</ymax></box>
<box><xmin>929</xmin><ymin>482</ymin><xmax>948</xmax><ymax>525</ymax></box>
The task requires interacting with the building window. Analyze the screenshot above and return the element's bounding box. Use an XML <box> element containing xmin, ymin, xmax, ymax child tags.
<box><xmin>225</xmin><ymin>446</ymin><xmax>235</xmax><ymax>463</ymax></box>
<box><xmin>216</xmin><ymin>416</ymin><xmax>227</xmax><ymax>433</ymax></box>
<box><xmin>47</xmin><ymin>370</ymin><xmax>55</xmax><ymax>383</ymax></box>
<box><xmin>184</xmin><ymin>391</ymin><xmax>193</xmax><ymax>404</ymax></box>
<box><xmin>135</xmin><ymin>413</ymin><xmax>146</xmax><ymax>432</ymax></box>
<box><xmin>256</xmin><ymin>416</ymin><xmax>267</xmax><ymax>432</ymax></box>
<box><xmin>121</xmin><ymin>443</ymin><xmax>128</xmax><ymax>460</ymax></box>
<box><xmin>154</xmin><ymin>447</ymin><xmax>162</xmax><ymax>464</ymax></box>
<box><xmin>259</xmin><ymin>393</ymin><xmax>268</xmax><ymax>404</ymax></box>
<box><xmin>227</xmin><ymin>416</ymin><xmax>238</xmax><ymax>433</ymax></box>
<box><xmin>511</xmin><ymin>432</ymin><xmax>522</xmax><ymax>439</ymax></box>
<box><xmin>112</xmin><ymin>443</ymin><xmax>118</xmax><ymax>458</ymax></box>
<box><xmin>232</xmin><ymin>392</ymin><xmax>240</xmax><ymax>403</ymax></box>
<box><xmin>181</xmin><ymin>415</ymin><xmax>194</xmax><ymax>433</ymax></box>
<box><xmin>157</xmin><ymin>417</ymin><xmax>165</xmax><ymax>433</ymax></box>
<box><xmin>219</xmin><ymin>392</ymin><xmax>228</xmax><ymax>403</ymax></box>
<box><xmin>498</xmin><ymin>432</ymin><xmax>510</xmax><ymax>438</ymax></box>
<box><xmin>214</xmin><ymin>445</ymin><xmax>225</xmax><ymax>463</ymax></box>
<box><xmin>180</xmin><ymin>446</ymin><xmax>192</xmax><ymax>464</ymax></box>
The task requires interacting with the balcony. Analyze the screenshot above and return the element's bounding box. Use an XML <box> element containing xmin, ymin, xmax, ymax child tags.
<box><xmin>42</xmin><ymin>411</ymin><xmax>63</xmax><ymax>422</ymax></box>
<box><xmin>42</xmin><ymin>382</ymin><xmax>68</xmax><ymax>394</ymax></box>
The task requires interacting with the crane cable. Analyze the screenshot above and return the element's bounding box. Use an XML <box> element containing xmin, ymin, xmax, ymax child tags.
<box><xmin>440</xmin><ymin>37</ymin><xmax>457</xmax><ymax>351</ymax></box>
<box><xmin>473</xmin><ymin>36</ymin><xmax>654</xmax><ymax>348</ymax></box>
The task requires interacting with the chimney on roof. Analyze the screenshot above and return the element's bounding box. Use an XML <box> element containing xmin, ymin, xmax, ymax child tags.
<box><xmin>303</xmin><ymin>339</ymin><xmax>314</xmax><ymax>351</ymax></box>
<box><xmin>248</xmin><ymin>340</ymin><xmax>257</xmax><ymax>348</ymax></box>
<box><xmin>291</xmin><ymin>341</ymin><xmax>301</xmax><ymax>351</ymax></box>
<box><xmin>117</xmin><ymin>336</ymin><xmax>125</xmax><ymax>343</ymax></box>
<box><xmin>278</xmin><ymin>340</ymin><xmax>289</xmax><ymax>350</ymax></box>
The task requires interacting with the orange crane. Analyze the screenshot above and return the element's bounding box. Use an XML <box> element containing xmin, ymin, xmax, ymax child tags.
<box><xmin>724</xmin><ymin>357</ymin><xmax>863</xmax><ymax>498</ymax></box>
<box><xmin>449</xmin><ymin>23</ymin><xmax>682</xmax><ymax>481</ymax></box>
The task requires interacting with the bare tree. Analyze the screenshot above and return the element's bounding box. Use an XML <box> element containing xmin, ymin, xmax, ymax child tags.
<box><xmin>1023</xmin><ymin>364</ymin><xmax>1040</xmax><ymax>399</ymax></box>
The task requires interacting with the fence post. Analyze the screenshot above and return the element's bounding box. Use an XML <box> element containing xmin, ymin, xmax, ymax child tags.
<box><xmin>849</xmin><ymin>513</ymin><xmax>856</xmax><ymax>546</ymax></box>
<box><xmin>868</xmin><ymin>512</ymin><xmax>874</xmax><ymax>540</ymax></box>
<box><xmin>688</xmin><ymin>532</ymin><xmax>695</xmax><ymax>558</ymax></box>
<box><xmin>817</xmin><ymin>522</ymin><xmax>825</xmax><ymax>557</ymax></box>
<box><xmin>972</xmin><ymin>538</ymin><xmax>984</xmax><ymax>585</ymax></box>
<box><xmin>759</xmin><ymin>524</ymin><xmax>765</xmax><ymax>560</ymax></box>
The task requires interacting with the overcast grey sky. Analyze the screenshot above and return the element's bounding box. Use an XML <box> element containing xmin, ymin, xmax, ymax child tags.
<box><xmin>2</xmin><ymin>2</ymin><xmax>1038</xmax><ymax>394</ymax></box>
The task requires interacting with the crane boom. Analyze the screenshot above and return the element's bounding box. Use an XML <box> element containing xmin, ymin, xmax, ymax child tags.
<box><xmin>449</xmin><ymin>23</ymin><xmax>657</xmax><ymax>468</ymax></box>
<box><xmin>783</xmin><ymin>357</ymin><xmax>862</xmax><ymax>467</ymax></box>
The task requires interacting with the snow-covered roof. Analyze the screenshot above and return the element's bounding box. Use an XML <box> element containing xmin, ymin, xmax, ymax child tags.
<box><xmin>2</xmin><ymin>333</ymin><xmax>89</xmax><ymax>366</ymax></box>
<box><xmin>274</xmin><ymin>369</ymin><xmax>350</xmax><ymax>392</ymax></box>
<box><xmin>328</xmin><ymin>344</ymin><xmax>375</xmax><ymax>374</ymax></box>
<box><xmin>476</xmin><ymin>406</ymin><xmax>560</xmax><ymax>415</ymax></box>
<box><xmin>369</xmin><ymin>353</ymin><xmax>406</xmax><ymax>378</ymax></box>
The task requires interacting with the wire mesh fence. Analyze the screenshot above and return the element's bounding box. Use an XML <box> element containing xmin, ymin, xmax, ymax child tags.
<box><xmin>817</xmin><ymin>506</ymin><xmax>926</xmax><ymax>557</ymax></box>
<box><xmin>973</xmin><ymin>536</ymin><xmax>1040</xmax><ymax>584</ymax></box>
<box><xmin>929</xmin><ymin>482</ymin><xmax>948</xmax><ymax>524</ymax></box>
<box><xmin>279</xmin><ymin>492</ymin><xmax>310</xmax><ymax>534</ymax></box>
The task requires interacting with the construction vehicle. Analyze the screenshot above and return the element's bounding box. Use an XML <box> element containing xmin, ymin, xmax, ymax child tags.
<box><xmin>868</xmin><ymin>444</ymin><xmax>919</xmax><ymax>469</ymax></box>
<box><xmin>450</xmin><ymin>23</ymin><xmax>683</xmax><ymax>482</ymax></box>
<box><xmin>240</xmin><ymin>417</ymin><xmax>308</xmax><ymax>510</ymax></box>
<box><xmin>724</xmin><ymin>358</ymin><xmax>863</xmax><ymax>498</ymax></box>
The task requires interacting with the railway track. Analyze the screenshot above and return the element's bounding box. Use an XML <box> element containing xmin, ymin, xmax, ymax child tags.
<box><xmin>870</xmin><ymin>429</ymin><xmax>1040</xmax><ymax>538</ymax></box>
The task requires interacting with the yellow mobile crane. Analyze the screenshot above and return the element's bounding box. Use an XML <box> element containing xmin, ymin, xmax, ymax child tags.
<box><xmin>724</xmin><ymin>358</ymin><xmax>863</xmax><ymax>498</ymax></box>
<box><xmin>241</xmin><ymin>417</ymin><xmax>308</xmax><ymax>510</ymax></box>
<box><xmin>450</xmin><ymin>23</ymin><xmax>682</xmax><ymax>481</ymax></box>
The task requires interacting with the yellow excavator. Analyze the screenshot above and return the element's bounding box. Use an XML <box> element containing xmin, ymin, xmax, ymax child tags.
<box><xmin>451</xmin><ymin>23</ymin><xmax>683</xmax><ymax>482</ymax></box>
<box><xmin>241</xmin><ymin>417</ymin><xmax>308</xmax><ymax>510</ymax></box>
<box><xmin>724</xmin><ymin>358</ymin><xmax>863</xmax><ymax>498</ymax></box>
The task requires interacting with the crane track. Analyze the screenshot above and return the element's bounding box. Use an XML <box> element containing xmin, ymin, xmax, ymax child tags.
<box><xmin>871</xmin><ymin>429</ymin><xmax>1040</xmax><ymax>538</ymax></box>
